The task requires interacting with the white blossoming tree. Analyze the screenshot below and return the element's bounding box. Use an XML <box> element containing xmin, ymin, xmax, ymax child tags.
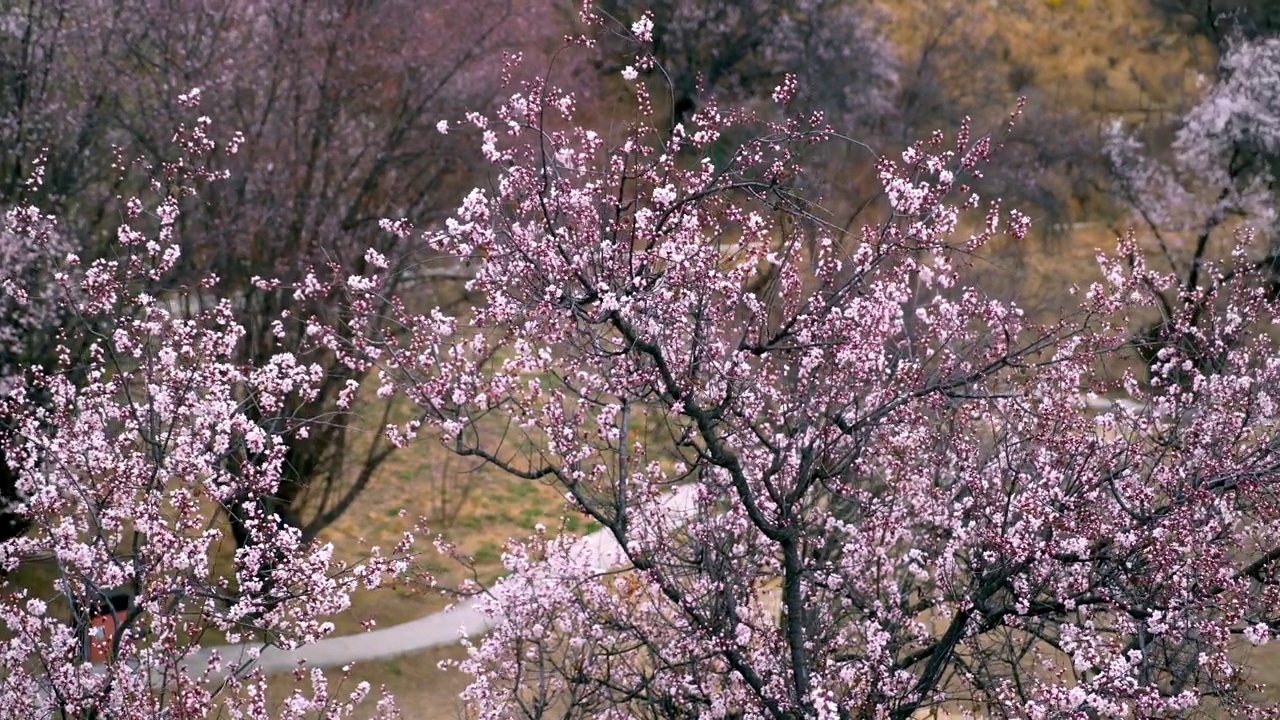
<box><xmin>0</xmin><ymin>95</ymin><xmax>419</xmax><ymax>720</ymax></box>
<box><xmin>1104</xmin><ymin>34</ymin><xmax>1280</xmax><ymax>380</ymax></box>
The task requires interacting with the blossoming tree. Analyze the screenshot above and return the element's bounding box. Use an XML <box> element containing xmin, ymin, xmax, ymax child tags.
<box><xmin>349</xmin><ymin>17</ymin><xmax>1280</xmax><ymax>720</ymax></box>
<box><xmin>0</xmin><ymin>0</ymin><xmax>533</xmax><ymax>549</ymax></box>
<box><xmin>0</xmin><ymin>96</ymin><xmax>417</xmax><ymax>719</ymax></box>
<box><xmin>1104</xmin><ymin>34</ymin><xmax>1280</xmax><ymax>381</ymax></box>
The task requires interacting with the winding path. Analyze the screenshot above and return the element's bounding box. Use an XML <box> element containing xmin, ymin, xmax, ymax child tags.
<box><xmin>187</xmin><ymin>484</ymin><xmax>701</xmax><ymax>677</ymax></box>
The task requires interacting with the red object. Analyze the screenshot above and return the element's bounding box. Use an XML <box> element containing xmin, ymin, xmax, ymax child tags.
<box><xmin>86</xmin><ymin>591</ymin><xmax>130</xmax><ymax>663</ymax></box>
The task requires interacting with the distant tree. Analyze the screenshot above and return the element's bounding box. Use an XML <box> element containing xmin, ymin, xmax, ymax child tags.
<box><xmin>590</xmin><ymin>0</ymin><xmax>899</xmax><ymax>131</ymax></box>
<box><xmin>1151</xmin><ymin>0</ymin><xmax>1280</xmax><ymax>46</ymax></box>
<box><xmin>1103</xmin><ymin>34</ymin><xmax>1280</xmax><ymax>382</ymax></box>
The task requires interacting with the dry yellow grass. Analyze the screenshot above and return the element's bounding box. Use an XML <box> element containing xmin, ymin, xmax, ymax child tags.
<box><xmin>322</xmin><ymin>428</ymin><xmax>579</xmax><ymax>634</ymax></box>
<box><xmin>886</xmin><ymin>0</ymin><xmax>1215</xmax><ymax>115</ymax></box>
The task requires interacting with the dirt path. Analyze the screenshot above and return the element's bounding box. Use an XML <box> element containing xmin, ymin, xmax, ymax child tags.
<box><xmin>187</xmin><ymin>485</ymin><xmax>699</xmax><ymax>676</ymax></box>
